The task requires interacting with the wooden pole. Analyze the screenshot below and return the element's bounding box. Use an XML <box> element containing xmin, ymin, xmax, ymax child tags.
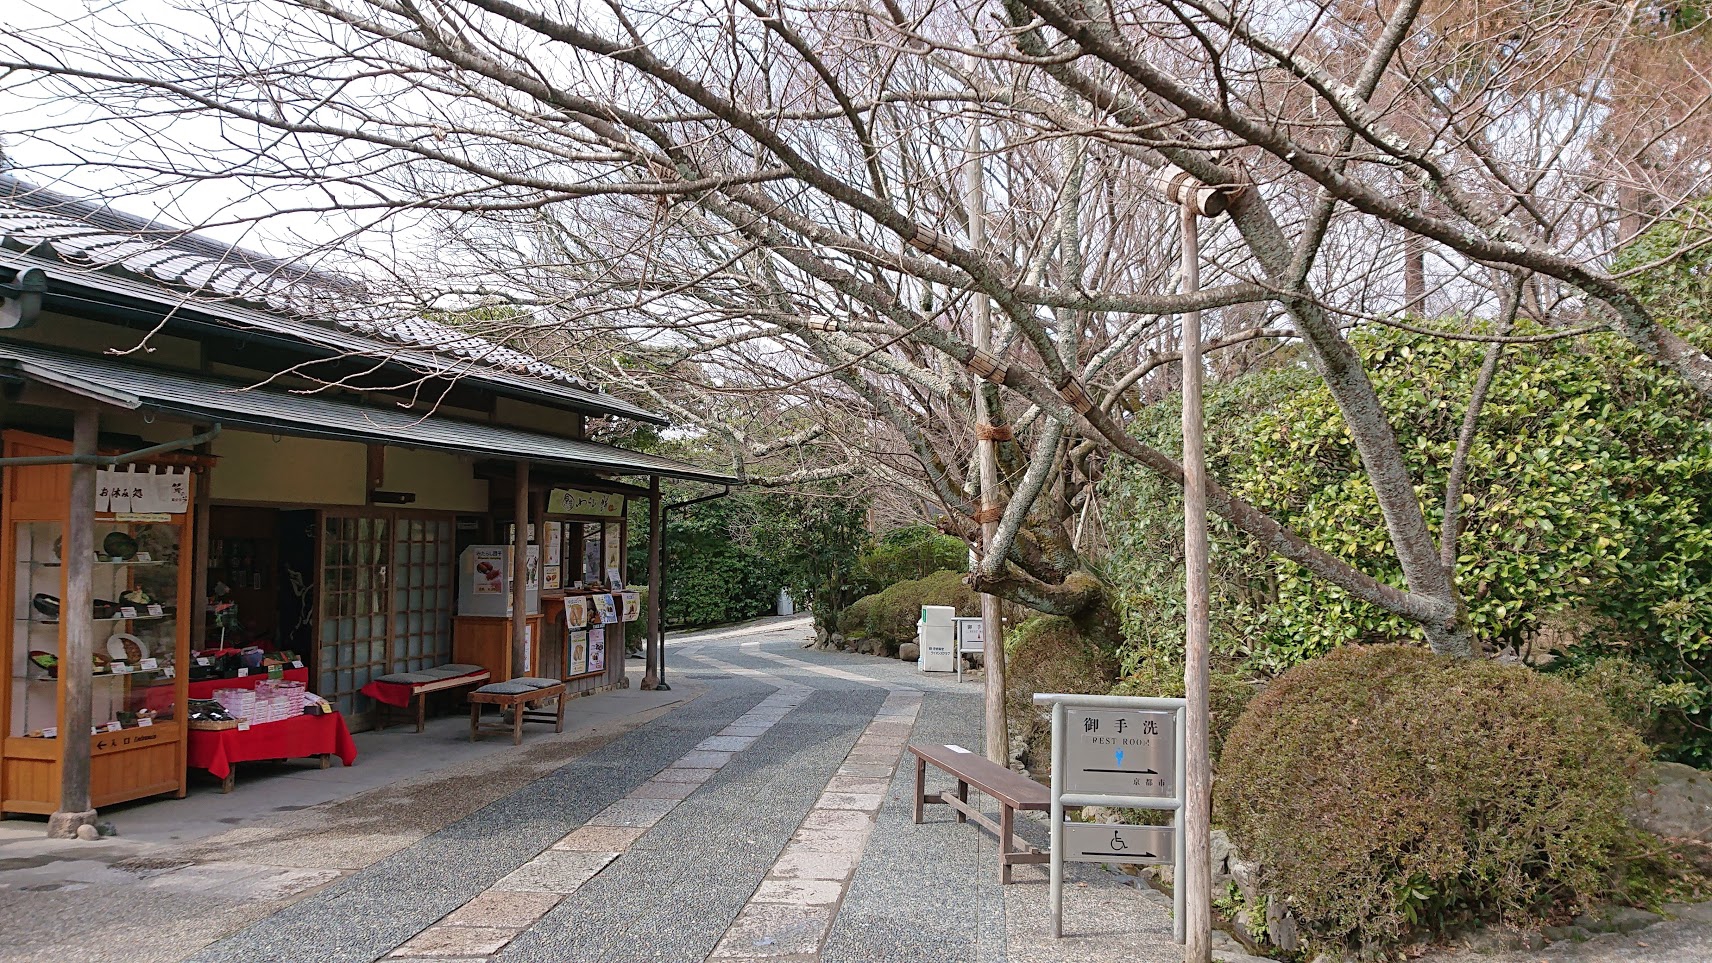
<box><xmin>643</xmin><ymin>475</ymin><xmax>662</xmax><ymax>690</ymax></box>
<box><xmin>967</xmin><ymin>96</ymin><xmax>1007</xmax><ymax>766</ymax></box>
<box><xmin>511</xmin><ymin>460</ymin><xmax>529</xmax><ymax>679</ymax></box>
<box><xmin>1180</xmin><ymin>201</ymin><xmax>1213</xmax><ymax>963</ymax></box>
<box><xmin>48</xmin><ymin>406</ymin><xmax>98</xmax><ymax>838</ymax></box>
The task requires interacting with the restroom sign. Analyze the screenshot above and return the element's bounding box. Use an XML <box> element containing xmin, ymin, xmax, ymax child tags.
<box><xmin>1063</xmin><ymin>708</ymin><xmax>1175</xmax><ymax>796</ymax></box>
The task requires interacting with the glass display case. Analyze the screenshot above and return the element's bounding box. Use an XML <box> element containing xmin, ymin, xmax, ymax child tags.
<box><xmin>10</xmin><ymin>520</ymin><xmax>183</xmax><ymax>739</ymax></box>
<box><xmin>1</xmin><ymin>430</ymin><xmax>194</xmax><ymax>815</ymax></box>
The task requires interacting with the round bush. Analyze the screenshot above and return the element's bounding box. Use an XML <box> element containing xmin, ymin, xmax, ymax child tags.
<box><xmin>836</xmin><ymin>569</ymin><xmax>976</xmax><ymax>653</ymax></box>
<box><xmin>1216</xmin><ymin>645</ymin><xmax>1647</xmax><ymax>952</ymax></box>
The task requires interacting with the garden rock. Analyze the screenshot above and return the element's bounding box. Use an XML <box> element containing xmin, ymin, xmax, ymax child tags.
<box><xmin>1459</xmin><ymin>927</ymin><xmax>1545</xmax><ymax>954</ymax></box>
<box><xmin>1573</xmin><ymin>906</ymin><xmax>1661</xmax><ymax>933</ymax></box>
<box><xmin>1540</xmin><ymin>924</ymin><xmax>1594</xmax><ymax>943</ymax></box>
<box><xmin>1267</xmin><ymin>896</ymin><xmax>1300</xmax><ymax>952</ymax></box>
<box><xmin>897</xmin><ymin>642</ymin><xmax>919</xmax><ymax>661</ymax></box>
<box><xmin>1629</xmin><ymin>761</ymin><xmax>1712</xmax><ymax>840</ymax></box>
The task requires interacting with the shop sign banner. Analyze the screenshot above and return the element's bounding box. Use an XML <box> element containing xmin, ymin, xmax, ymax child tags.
<box><xmin>548</xmin><ymin>488</ymin><xmax>624</xmax><ymax>517</ymax></box>
<box><xmin>96</xmin><ymin>465</ymin><xmax>191</xmax><ymax>515</ymax></box>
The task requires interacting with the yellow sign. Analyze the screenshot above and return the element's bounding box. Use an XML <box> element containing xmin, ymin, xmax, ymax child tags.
<box><xmin>547</xmin><ymin>488</ymin><xmax>624</xmax><ymax>517</ymax></box>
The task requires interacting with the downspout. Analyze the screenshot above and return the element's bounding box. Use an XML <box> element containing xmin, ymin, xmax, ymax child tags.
<box><xmin>657</xmin><ymin>484</ymin><xmax>732</xmax><ymax>689</ymax></box>
<box><xmin>0</xmin><ymin>424</ymin><xmax>223</xmax><ymax>467</ymax></box>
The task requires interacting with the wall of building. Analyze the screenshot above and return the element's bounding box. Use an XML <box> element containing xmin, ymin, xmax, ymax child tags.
<box><xmin>210</xmin><ymin>432</ymin><xmax>367</xmax><ymax>506</ymax></box>
<box><xmin>14</xmin><ymin>311</ymin><xmax>202</xmax><ymax>369</ymax></box>
<box><xmin>494</xmin><ymin>396</ymin><xmax>584</xmax><ymax>438</ymax></box>
<box><xmin>381</xmin><ymin>447</ymin><xmax>488</xmax><ymax>513</ymax></box>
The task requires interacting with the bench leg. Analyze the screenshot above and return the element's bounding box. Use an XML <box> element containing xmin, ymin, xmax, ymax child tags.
<box><xmin>221</xmin><ymin>770</ymin><xmax>235</xmax><ymax>794</ymax></box>
<box><xmin>320</xmin><ymin>753</ymin><xmax>332</xmax><ymax>770</ymax></box>
<box><xmin>956</xmin><ymin>780</ymin><xmax>969</xmax><ymax>824</ymax></box>
<box><xmin>913</xmin><ymin>755</ymin><xmax>926</xmax><ymax>824</ymax></box>
<box><xmin>511</xmin><ymin>701</ymin><xmax>524</xmax><ymax>745</ymax></box>
<box><xmin>999</xmin><ymin>805</ymin><xmax>1014</xmax><ymax>884</ymax></box>
<box><xmin>415</xmin><ymin>693</ymin><xmax>427</xmax><ymax>734</ymax></box>
<box><xmin>555</xmin><ymin>695</ymin><xmax>566</xmax><ymax>734</ymax></box>
<box><xmin>470</xmin><ymin>703</ymin><xmax>480</xmax><ymax>742</ymax></box>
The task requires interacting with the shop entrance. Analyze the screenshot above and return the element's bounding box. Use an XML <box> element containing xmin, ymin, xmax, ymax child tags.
<box><xmin>207</xmin><ymin>507</ymin><xmax>456</xmax><ymax>722</ymax></box>
<box><xmin>317</xmin><ymin>511</ymin><xmax>455</xmax><ymax>720</ymax></box>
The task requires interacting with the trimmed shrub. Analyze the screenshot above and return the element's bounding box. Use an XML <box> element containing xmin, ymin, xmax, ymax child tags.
<box><xmin>836</xmin><ymin>569</ymin><xmax>976</xmax><ymax>655</ymax></box>
<box><xmin>1217</xmin><ymin>645</ymin><xmax>1648</xmax><ymax>953</ymax></box>
<box><xmin>1005</xmin><ymin>615</ymin><xmax>1123</xmax><ymax>771</ymax></box>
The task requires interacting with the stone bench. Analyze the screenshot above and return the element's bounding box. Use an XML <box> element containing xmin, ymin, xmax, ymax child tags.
<box><xmin>468</xmin><ymin>678</ymin><xmax>567</xmax><ymax>745</ymax></box>
<box><xmin>909</xmin><ymin>742</ymin><xmax>1050</xmax><ymax>883</ymax></box>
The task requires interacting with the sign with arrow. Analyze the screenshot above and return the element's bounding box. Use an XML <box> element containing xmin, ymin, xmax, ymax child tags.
<box><xmin>1062</xmin><ymin>822</ymin><xmax>1174</xmax><ymax>865</ymax></box>
<box><xmin>1063</xmin><ymin>707</ymin><xmax>1175</xmax><ymax>796</ymax></box>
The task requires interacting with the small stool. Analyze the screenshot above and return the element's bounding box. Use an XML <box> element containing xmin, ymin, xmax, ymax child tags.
<box><xmin>468</xmin><ymin>678</ymin><xmax>567</xmax><ymax>745</ymax></box>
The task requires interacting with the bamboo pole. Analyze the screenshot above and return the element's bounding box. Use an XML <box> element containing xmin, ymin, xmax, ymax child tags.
<box><xmin>1179</xmin><ymin>201</ymin><xmax>1213</xmax><ymax>963</ymax></box>
<box><xmin>967</xmin><ymin>100</ymin><xmax>1007</xmax><ymax>766</ymax></box>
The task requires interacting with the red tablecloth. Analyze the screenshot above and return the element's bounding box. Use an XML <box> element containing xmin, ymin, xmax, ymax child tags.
<box><xmin>186</xmin><ymin>712</ymin><xmax>357</xmax><ymax>780</ymax></box>
<box><xmin>359</xmin><ymin>669</ymin><xmax>487</xmax><ymax>708</ymax></box>
<box><xmin>144</xmin><ymin>667</ymin><xmax>311</xmax><ymax>714</ymax></box>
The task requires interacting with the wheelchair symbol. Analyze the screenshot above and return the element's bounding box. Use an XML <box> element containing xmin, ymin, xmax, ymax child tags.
<box><xmin>1109</xmin><ymin>830</ymin><xmax>1127</xmax><ymax>852</ymax></box>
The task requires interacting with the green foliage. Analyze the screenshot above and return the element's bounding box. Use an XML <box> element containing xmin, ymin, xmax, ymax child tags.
<box><xmin>624</xmin><ymin>485</ymin><xmax>867</xmax><ymax>631</ymax></box>
<box><xmin>852</xmin><ymin>524</ymin><xmax>967</xmax><ymax>596</ymax></box>
<box><xmin>1101</xmin><ymin>324</ymin><xmax>1712</xmax><ymax>760</ymax></box>
<box><xmin>1109</xmin><ymin>661</ymin><xmax>1258</xmax><ymax>767</ymax></box>
<box><xmin>1217</xmin><ymin>645</ymin><xmax>1649</xmax><ymax>953</ymax></box>
<box><xmin>837</xmin><ymin>569</ymin><xmax>976</xmax><ymax>653</ymax></box>
<box><xmin>1553</xmin><ymin>653</ymin><xmax>1700</xmax><ymax>750</ymax></box>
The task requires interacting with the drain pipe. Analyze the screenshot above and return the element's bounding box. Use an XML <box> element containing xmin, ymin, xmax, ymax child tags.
<box><xmin>0</xmin><ymin>424</ymin><xmax>222</xmax><ymax>467</ymax></box>
<box><xmin>657</xmin><ymin>484</ymin><xmax>732</xmax><ymax>689</ymax></box>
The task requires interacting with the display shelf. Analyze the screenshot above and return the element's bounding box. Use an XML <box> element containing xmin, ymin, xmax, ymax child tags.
<box><xmin>23</xmin><ymin>560</ymin><xmax>169</xmax><ymax>568</ymax></box>
<box><xmin>2</xmin><ymin>430</ymin><xmax>197</xmax><ymax>813</ymax></box>
<box><xmin>16</xmin><ymin>614</ymin><xmax>172</xmax><ymax>625</ymax></box>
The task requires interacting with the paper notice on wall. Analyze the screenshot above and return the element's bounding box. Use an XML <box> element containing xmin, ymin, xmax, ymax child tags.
<box><xmin>588</xmin><ymin>625</ymin><xmax>606</xmax><ymax>673</ymax></box>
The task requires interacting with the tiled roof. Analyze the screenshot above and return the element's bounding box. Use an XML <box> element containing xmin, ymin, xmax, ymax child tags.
<box><xmin>0</xmin><ymin>340</ymin><xmax>741</xmax><ymax>485</ymax></box>
<box><xmin>0</xmin><ymin>174</ymin><xmax>666</xmax><ymax>424</ymax></box>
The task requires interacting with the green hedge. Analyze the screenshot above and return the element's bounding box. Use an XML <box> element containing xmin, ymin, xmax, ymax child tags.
<box><xmin>1217</xmin><ymin>645</ymin><xmax>1647</xmax><ymax>952</ymax></box>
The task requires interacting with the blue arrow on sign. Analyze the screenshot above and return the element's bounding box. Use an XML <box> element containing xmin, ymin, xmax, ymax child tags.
<box><xmin>1115</xmin><ymin>747</ymin><xmax>1124</xmax><ymax>765</ymax></box>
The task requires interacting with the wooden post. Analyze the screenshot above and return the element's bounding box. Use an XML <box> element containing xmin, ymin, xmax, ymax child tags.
<box><xmin>967</xmin><ymin>95</ymin><xmax>1007</xmax><ymax>766</ymax></box>
<box><xmin>511</xmin><ymin>460</ymin><xmax>529</xmax><ymax>679</ymax></box>
<box><xmin>1180</xmin><ymin>201</ymin><xmax>1213</xmax><ymax>963</ymax></box>
<box><xmin>189</xmin><ymin>430</ymin><xmax>213</xmax><ymax>649</ymax></box>
<box><xmin>642</xmin><ymin>475</ymin><xmax>662</xmax><ymax>690</ymax></box>
<box><xmin>47</xmin><ymin>406</ymin><xmax>99</xmax><ymax>837</ymax></box>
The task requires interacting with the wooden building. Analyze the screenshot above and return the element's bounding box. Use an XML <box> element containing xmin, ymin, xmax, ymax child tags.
<box><xmin>0</xmin><ymin>175</ymin><xmax>737</xmax><ymax>834</ymax></box>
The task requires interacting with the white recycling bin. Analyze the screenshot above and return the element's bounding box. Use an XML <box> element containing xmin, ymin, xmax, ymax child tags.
<box><xmin>918</xmin><ymin>605</ymin><xmax>957</xmax><ymax>672</ymax></box>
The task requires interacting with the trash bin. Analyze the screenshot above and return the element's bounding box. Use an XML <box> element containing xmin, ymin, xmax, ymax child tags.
<box><xmin>918</xmin><ymin>605</ymin><xmax>956</xmax><ymax>672</ymax></box>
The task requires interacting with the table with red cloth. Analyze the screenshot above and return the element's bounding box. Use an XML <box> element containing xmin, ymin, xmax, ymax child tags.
<box><xmin>186</xmin><ymin>711</ymin><xmax>357</xmax><ymax>791</ymax></box>
<box><xmin>143</xmin><ymin>667</ymin><xmax>311</xmax><ymax>715</ymax></box>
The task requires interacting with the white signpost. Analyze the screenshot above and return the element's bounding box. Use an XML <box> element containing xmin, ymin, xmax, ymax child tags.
<box><xmin>1034</xmin><ymin>692</ymin><xmax>1188</xmax><ymax>942</ymax></box>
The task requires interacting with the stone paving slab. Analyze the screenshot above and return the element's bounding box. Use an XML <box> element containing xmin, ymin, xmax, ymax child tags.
<box><xmin>440</xmin><ymin>890</ymin><xmax>562</xmax><ymax>928</ymax></box>
<box><xmin>711</xmin><ymin>903</ymin><xmax>837</xmax><ymax>958</ymax></box>
<box><xmin>492</xmin><ymin>850</ymin><xmax>618</xmax><ymax>893</ymax></box>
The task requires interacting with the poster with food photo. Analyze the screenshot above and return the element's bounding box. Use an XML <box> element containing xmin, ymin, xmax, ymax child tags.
<box><xmin>588</xmin><ymin>626</ymin><xmax>606</xmax><ymax>673</ymax></box>
<box><xmin>567</xmin><ymin>629</ymin><xmax>588</xmax><ymax>676</ymax></box>
<box><xmin>472</xmin><ymin>548</ymin><xmax>505</xmax><ymax>594</ymax></box>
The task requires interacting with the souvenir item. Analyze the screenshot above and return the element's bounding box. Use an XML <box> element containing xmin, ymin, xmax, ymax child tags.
<box><xmin>120</xmin><ymin>587</ymin><xmax>155</xmax><ymax>607</ymax></box>
<box><xmin>93</xmin><ymin>598</ymin><xmax>120</xmax><ymax>620</ymax></box>
<box><xmin>102</xmin><ymin>531</ymin><xmax>139</xmax><ymax>560</ymax></box>
<box><xmin>31</xmin><ymin>593</ymin><xmax>59</xmax><ymax>619</ymax></box>
<box><xmin>28</xmin><ymin>650</ymin><xmax>58</xmax><ymax>676</ymax></box>
<box><xmin>106</xmin><ymin>633</ymin><xmax>147</xmax><ymax>663</ymax></box>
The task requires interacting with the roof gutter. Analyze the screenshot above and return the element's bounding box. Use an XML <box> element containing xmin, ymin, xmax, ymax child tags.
<box><xmin>0</xmin><ymin>424</ymin><xmax>221</xmax><ymax>467</ymax></box>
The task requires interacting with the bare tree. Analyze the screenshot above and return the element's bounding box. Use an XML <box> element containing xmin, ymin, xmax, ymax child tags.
<box><xmin>1</xmin><ymin>0</ymin><xmax>1705</xmax><ymax>666</ymax></box>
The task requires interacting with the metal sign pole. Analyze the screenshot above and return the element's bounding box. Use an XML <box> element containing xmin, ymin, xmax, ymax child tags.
<box><xmin>1050</xmin><ymin>700</ymin><xmax>1066</xmax><ymax>938</ymax></box>
<box><xmin>1175</xmin><ymin>704</ymin><xmax>1187</xmax><ymax>945</ymax></box>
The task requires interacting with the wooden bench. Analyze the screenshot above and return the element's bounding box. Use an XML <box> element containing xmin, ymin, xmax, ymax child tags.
<box><xmin>909</xmin><ymin>743</ymin><xmax>1050</xmax><ymax>883</ymax></box>
<box><xmin>365</xmin><ymin>664</ymin><xmax>492</xmax><ymax>733</ymax></box>
<box><xmin>468</xmin><ymin>678</ymin><xmax>567</xmax><ymax>745</ymax></box>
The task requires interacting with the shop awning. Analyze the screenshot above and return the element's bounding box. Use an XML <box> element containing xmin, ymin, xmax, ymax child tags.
<box><xmin>0</xmin><ymin>342</ymin><xmax>742</xmax><ymax>486</ymax></box>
